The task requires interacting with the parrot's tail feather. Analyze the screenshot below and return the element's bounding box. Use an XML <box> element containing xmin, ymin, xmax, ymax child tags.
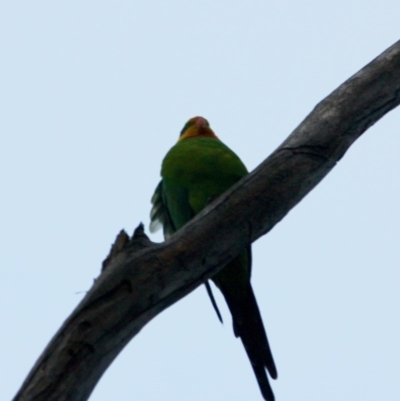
<box><xmin>228</xmin><ymin>284</ymin><xmax>277</xmax><ymax>401</ymax></box>
<box><xmin>253</xmin><ymin>364</ymin><xmax>275</xmax><ymax>401</ymax></box>
<box><xmin>205</xmin><ymin>281</ymin><xmax>223</xmax><ymax>323</ymax></box>
<box><xmin>236</xmin><ymin>285</ymin><xmax>277</xmax><ymax>379</ymax></box>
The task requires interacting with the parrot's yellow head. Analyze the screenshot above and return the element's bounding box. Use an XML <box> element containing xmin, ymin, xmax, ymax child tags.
<box><xmin>178</xmin><ymin>116</ymin><xmax>219</xmax><ymax>142</ymax></box>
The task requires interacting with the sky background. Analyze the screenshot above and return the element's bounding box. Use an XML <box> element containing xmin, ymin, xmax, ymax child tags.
<box><xmin>1</xmin><ymin>2</ymin><xmax>399</xmax><ymax>401</ymax></box>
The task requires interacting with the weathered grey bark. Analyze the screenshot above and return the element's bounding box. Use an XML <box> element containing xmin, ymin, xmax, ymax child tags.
<box><xmin>13</xmin><ymin>40</ymin><xmax>400</xmax><ymax>401</ymax></box>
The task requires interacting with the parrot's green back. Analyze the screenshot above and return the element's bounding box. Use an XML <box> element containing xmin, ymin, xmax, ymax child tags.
<box><xmin>162</xmin><ymin>136</ymin><xmax>247</xmax><ymax>228</ymax></box>
<box><xmin>150</xmin><ymin>117</ymin><xmax>277</xmax><ymax>401</ymax></box>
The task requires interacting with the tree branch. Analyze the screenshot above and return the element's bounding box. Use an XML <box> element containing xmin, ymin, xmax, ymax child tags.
<box><xmin>13</xmin><ymin>40</ymin><xmax>400</xmax><ymax>401</ymax></box>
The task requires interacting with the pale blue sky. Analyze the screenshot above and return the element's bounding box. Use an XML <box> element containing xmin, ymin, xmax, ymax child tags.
<box><xmin>1</xmin><ymin>2</ymin><xmax>399</xmax><ymax>400</ymax></box>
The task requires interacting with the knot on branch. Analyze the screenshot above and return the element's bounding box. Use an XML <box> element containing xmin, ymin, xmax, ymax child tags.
<box><xmin>102</xmin><ymin>230</ymin><xmax>130</xmax><ymax>271</ymax></box>
<box><xmin>102</xmin><ymin>223</ymin><xmax>154</xmax><ymax>272</ymax></box>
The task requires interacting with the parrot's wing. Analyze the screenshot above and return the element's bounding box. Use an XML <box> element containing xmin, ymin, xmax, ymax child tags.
<box><xmin>150</xmin><ymin>181</ymin><xmax>175</xmax><ymax>238</ymax></box>
<box><xmin>150</xmin><ymin>180</ymin><xmax>224</xmax><ymax>324</ymax></box>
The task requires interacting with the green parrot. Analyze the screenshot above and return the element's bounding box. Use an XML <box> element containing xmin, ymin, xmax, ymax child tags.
<box><xmin>150</xmin><ymin>116</ymin><xmax>277</xmax><ymax>401</ymax></box>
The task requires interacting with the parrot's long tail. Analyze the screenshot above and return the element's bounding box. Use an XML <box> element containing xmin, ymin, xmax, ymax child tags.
<box><xmin>210</xmin><ymin>249</ymin><xmax>277</xmax><ymax>401</ymax></box>
<box><xmin>223</xmin><ymin>283</ymin><xmax>277</xmax><ymax>401</ymax></box>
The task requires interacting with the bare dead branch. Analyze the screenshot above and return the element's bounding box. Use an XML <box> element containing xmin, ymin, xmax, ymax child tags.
<box><xmin>13</xmin><ymin>40</ymin><xmax>400</xmax><ymax>401</ymax></box>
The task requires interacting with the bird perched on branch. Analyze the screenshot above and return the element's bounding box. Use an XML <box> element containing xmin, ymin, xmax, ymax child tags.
<box><xmin>150</xmin><ymin>116</ymin><xmax>277</xmax><ymax>400</ymax></box>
